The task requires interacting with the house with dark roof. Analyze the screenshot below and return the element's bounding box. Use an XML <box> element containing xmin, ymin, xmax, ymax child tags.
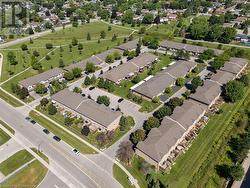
<box><xmin>132</xmin><ymin>60</ymin><xmax>197</xmax><ymax>100</ymax></box>
<box><xmin>51</xmin><ymin>89</ymin><xmax>122</xmax><ymax>131</ymax></box>
<box><xmin>19</xmin><ymin>68</ymin><xmax>64</xmax><ymax>91</ymax></box>
<box><xmin>159</xmin><ymin>40</ymin><xmax>223</xmax><ymax>56</ymax></box>
<box><xmin>116</xmin><ymin>39</ymin><xmax>139</xmax><ymax>51</ymax></box>
<box><xmin>101</xmin><ymin>53</ymin><xmax>158</xmax><ymax>84</ymax></box>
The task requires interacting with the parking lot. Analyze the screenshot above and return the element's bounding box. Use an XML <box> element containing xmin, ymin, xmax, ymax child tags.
<box><xmin>81</xmin><ymin>87</ymin><xmax>141</xmax><ymax>116</ymax></box>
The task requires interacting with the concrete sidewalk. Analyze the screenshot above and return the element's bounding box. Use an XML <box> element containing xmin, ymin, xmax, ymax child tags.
<box><xmin>0</xmin><ymin>139</ymin><xmax>22</xmax><ymax>163</ymax></box>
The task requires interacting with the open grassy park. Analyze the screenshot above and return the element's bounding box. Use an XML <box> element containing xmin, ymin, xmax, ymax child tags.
<box><xmin>0</xmin><ymin>21</ymin><xmax>134</xmax><ymax>89</ymax></box>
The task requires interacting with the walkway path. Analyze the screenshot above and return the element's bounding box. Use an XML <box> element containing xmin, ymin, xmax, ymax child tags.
<box><xmin>0</xmin><ymin>158</ymin><xmax>36</xmax><ymax>183</ymax></box>
<box><xmin>0</xmin><ymin>138</ymin><xmax>22</xmax><ymax>163</ymax></box>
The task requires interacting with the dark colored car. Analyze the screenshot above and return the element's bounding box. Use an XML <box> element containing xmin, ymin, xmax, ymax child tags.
<box><xmin>118</xmin><ymin>98</ymin><xmax>124</xmax><ymax>103</ymax></box>
<box><xmin>82</xmin><ymin>93</ymin><xmax>86</xmax><ymax>97</ymax></box>
<box><xmin>25</xmin><ymin>117</ymin><xmax>31</xmax><ymax>121</ymax></box>
<box><xmin>30</xmin><ymin>120</ymin><xmax>36</xmax><ymax>124</ymax></box>
<box><xmin>89</xmin><ymin>86</ymin><xmax>95</xmax><ymax>90</ymax></box>
<box><xmin>43</xmin><ymin>129</ymin><xmax>50</xmax><ymax>134</ymax></box>
<box><xmin>53</xmin><ymin>136</ymin><xmax>61</xmax><ymax>142</ymax></box>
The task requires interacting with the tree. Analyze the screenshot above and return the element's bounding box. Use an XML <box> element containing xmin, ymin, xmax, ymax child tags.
<box><xmin>199</xmin><ymin>49</ymin><xmax>215</xmax><ymax>60</ymax></box>
<box><xmin>153</xmin><ymin>106</ymin><xmax>172</xmax><ymax>119</ymax></box>
<box><xmin>175</xmin><ymin>50</ymin><xmax>190</xmax><ymax>60</ymax></box>
<box><xmin>33</xmin><ymin>50</ymin><xmax>40</xmax><ymax>57</ymax></box>
<box><xmin>132</xmin><ymin>75</ymin><xmax>141</xmax><ymax>84</ymax></box>
<box><xmin>105</xmin><ymin>54</ymin><xmax>114</xmax><ymax>64</ymax></box>
<box><xmin>224</xmin><ymin>80</ymin><xmax>244</xmax><ymax>102</ymax></box>
<box><xmin>116</xmin><ymin>141</ymin><xmax>134</xmax><ymax>165</ymax></box>
<box><xmin>64</xmin><ymin>71</ymin><xmax>74</xmax><ymax>81</ymax></box>
<box><xmin>73</xmin><ymin>87</ymin><xmax>82</xmax><ymax>93</ymax></box>
<box><xmin>230</xmin><ymin>165</ymin><xmax>244</xmax><ymax>181</ymax></box>
<box><xmin>136</xmin><ymin>38</ymin><xmax>141</xmax><ymax>56</ymax></box>
<box><xmin>85</xmin><ymin>62</ymin><xmax>96</xmax><ymax>73</ymax></box>
<box><xmin>78</xmin><ymin>43</ymin><xmax>83</xmax><ymax>50</ymax></box>
<box><xmin>72</xmin><ymin>67</ymin><xmax>82</xmax><ymax>78</ymax></box>
<box><xmin>190</xmin><ymin>76</ymin><xmax>203</xmax><ymax>91</ymax></box>
<box><xmin>34</xmin><ymin>83</ymin><xmax>47</xmax><ymax>94</ymax></box>
<box><xmin>72</xmin><ymin>37</ymin><xmax>78</xmax><ymax>46</ymax></box>
<box><xmin>100</xmin><ymin>30</ymin><xmax>106</xmax><ymax>39</ymax></box>
<box><xmin>87</xmin><ymin>32</ymin><xmax>91</xmax><ymax>40</ymax></box>
<box><xmin>165</xmin><ymin>87</ymin><xmax>173</xmax><ymax>95</ymax></box>
<box><xmin>239</xmin><ymin>74</ymin><xmax>249</xmax><ymax>86</ymax></box>
<box><xmin>142</xmin><ymin>13</ymin><xmax>154</xmax><ymax>24</ymax></box>
<box><xmin>45</xmin><ymin>43</ymin><xmax>53</xmax><ymax>49</ymax></box>
<box><xmin>211</xmin><ymin>57</ymin><xmax>226</xmax><ymax>71</ymax></box>
<box><xmin>119</xmin><ymin>116</ymin><xmax>135</xmax><ymax>131</ymax></box>
<box><xmin>45</xmin><ymin>55</ymin><xmax>51</xmax><ymax>61</ymax></box>
<box><xmin>143</xmin><ymin>117</ymin><xmax>160</xmax><ymax>131</ymax></box>
<box><xmin>122</xmin><ymin>10</ymin><xmax>134</xmax><ymax>24</ymax></box>
<box><xmin>130</xmin><ymin>129</ymin><xmax>145</xmax><ymax>144</ymax></box>
<box><xmin>113</xmin><ymin>51</ymin><xmax>121</xmax><ymax>60</ymax></box>
<box><xmin>189</xmin><ymin>16</ymin><xmax>209</xmax><ymax>39</ymax></box>
<box><xmin>81</xmin><ymin>126</ymin><xmax>90</xmax><ymax>136</ymax></box>
<box><xmin>47</xmin><ymin>103</ymin><xmax>57</xmax><ymax>115</ymax></box>
<box><xmin>205</xmin><ymin>24</ymin><xmax>223</xmax><ymax>42</ymax></box>
<box><xmin>40</xmin><ymin>98</ymin><xmax>49</xmax><ymax>107</ymax></box>
<box><xmin>112</xmin><ymin>34</ymin><xmax>117</xmax><ymax>41</ymax></box>
<box><xmin>176</xmin><ymin>77</ymin><xmax>185</xmax><ymax>86</ymax></box>
<box><xmin>59</xmin><ymin>59</ymin><xmax>65</xmax><ymax>68</ymax></box>
<box><xmin>21</xmin><ymin>44</ymin><xmax>28</xmax><ymax>51</ymax></box>
<box><xmin>17</xmin><ymin>87</ymin><xmax>29</xmax><ymax>99</ymax></box>
<box><xmin>167</xmin><ymin>97</ymin><xmax>184</xmax><ymax>110</ymax></box>
<box><xmin>127</xmin><ymin>51</ymin><xmax>136</xmax><ymax>60</ymax></box>
<box><xmin>218</xmin><ymin>27</ymin><xmax>237</xmax><ymax>44</ymax></box>
<box><xmin>142</xmin><ymin>35</ymin><xmax>159</xmax><ymax>49</ymax></box>
<box><xmin>84</xmin><ymin>76</ymin><xmax>91</xmax><ymax>86</ymax></box>
<box><xmin>7</xmin><ymin>51</ymin><xmax>17</xmax><ymax>66</ymax></box>
<box><xmin>97</xmin><ymin>95</ymin><xmax>110</xmax><ymax>106</ymax></box>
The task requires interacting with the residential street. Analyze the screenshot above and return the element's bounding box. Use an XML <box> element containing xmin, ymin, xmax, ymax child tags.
<box><xmin>0</xmin><ymin>98</ymin><xmax>123</xmax><ymax>188</ymax></box>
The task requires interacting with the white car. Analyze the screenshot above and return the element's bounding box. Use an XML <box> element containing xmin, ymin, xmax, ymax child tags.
<box><xmin>72</xmin><ymin>148</ymin><xmax>80</xmax><ymax>155</ymax></box>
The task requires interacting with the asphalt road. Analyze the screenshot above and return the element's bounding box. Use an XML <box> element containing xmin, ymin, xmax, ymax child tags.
<box><xmin>0</xmin><ymin>98</ymin><xmax>122</xmax><ymax>188</ymax></box>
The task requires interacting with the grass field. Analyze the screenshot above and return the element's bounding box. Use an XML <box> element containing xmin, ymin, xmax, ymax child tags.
<box><xmin>0</xmin><ymin>89</ymin><xmax>23</xmax><ymax>107</ymax></box>
<box><xmin>0</xmin><ymin>128</ymin><xmax>10</xmax><ymax>146</ymax></box>
<box><xmin>113</xmin><ymin>164</ymin><xmax>135</xmax><ymax>188</ymax></box>
<box><xmin>1</xmin><ymin>160</ymin><xmax>47</xmax><ymax>188</ymax></box>
<box><xmin>1</xmin><ymin>22</ymin><xmax>133</xmax><ymax>82</ymax></box>
<box><xmin>0</xmin><ymin>150</ymin><xmax>34</xmax><ymax>176</ymax></box>
<box><xmin>159</xmin><ymin>77</ymin><xmax>250</xmax><ymax>187</ymax></box>
<box><xmin>0</xmin><ymin>120</ymin><xmax>15</xmax><ymax>134</ymax></box>
<box><xmin>29</xmin><ymin>110</ymin><xmax>97</xmax><ymax>154</ymax></box>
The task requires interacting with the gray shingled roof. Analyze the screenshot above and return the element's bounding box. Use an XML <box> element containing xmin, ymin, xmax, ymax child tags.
<box><xmin>160</xmin><ymin>40</ymin><xmax>223</xmax><ymax>55</ymax></box>
<box><xmin>133</xmin><ymin>73</ymin><xmax>175</xmax><ymax>99</ymax></box>
<box><xmin>210</xmin><ymin>70</ymin><xmax>236</xmax><ymax>85</ymax></box>
<box><xmin>165</xmin><ymin>60</ymin><xmax>197</xmax><ymax>78</ymax></box>
<box><xmin>51</xmin><ymin>89</ymin><xmax>122</xmax><ymax>128</ymax></box>
<box><xmin>64</xmin><ymin>56</ymin><xmax>103</xmax><ymax>71</ymax></box>
<box><xmin>101</xmin><ymin>53</ymin><xmax>157</xmax><ymax>83</ymax></box>
<box><xmin>95</xmin><ymin>48</ymin><xmax>124</xmax><ymax>62</ymax></box>
<box><xmin>220</xmin><ymin>57</ymin><xmax>248</xmax><ymax>75</ymax></box>
<box><xmin>189</xmin><ymin>80</ymin><xmax>222</xmax><ymax>106</ymax></box>
<box><xmin>20</xmin><ymin>68</ymin><xmax>64</xmax><ymax>88</ymax></box>
<box><xmin>129</xmin><ymin>53</ymin><xmax>158</xmax><ymax>68</ymax></box>
<box><xmin>170</xmin><ymin>100</ymin><xmax>207</xmax><ymax>130</ymax></box>
<box><xmin>116</xmin><ymin>39</ymin><xmax>139</xmax><ymax>51</ymax></box>
<box><xmin>137</xmin><ymin>118</ymin><xmax>185</xmax><ymax>162</ymax></box>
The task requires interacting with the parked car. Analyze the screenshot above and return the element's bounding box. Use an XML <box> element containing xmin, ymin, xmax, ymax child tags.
<box><xmin>25</xmin><ymin>117</ymin><xmax>31</xmax><ymax>121</ymax></box>
<box><xmin>53</xmin><ymin>136</ymin><xmax>61</xmax><ymax>142</ymax></box>
<box><xmin>118</xmin><ymin>98</ymin><xmax>124</xmax><ymax>103</ymax></box>
<box><xmin>82</xmin><ymin>93</ymin><xmax>86</xmax><ymax>97</ymax></box>
<box><xmin>72</xmin><ymin>148</ymin><xmax>80</xmax><ymax>155</ymax></box>
<box><xmin>43</xmin><ymin>129</ymin><xmax>50</xmax><ymax>134</ymax></box>
<box><xmin>30</xmin><ymin>120</ymin><xmax>36</xmax><ymax>124</ymax></box>
<box><xmin>89</xmin><ymin>86</ymin><xmax>95</xmax><ymax>90</ymax></box>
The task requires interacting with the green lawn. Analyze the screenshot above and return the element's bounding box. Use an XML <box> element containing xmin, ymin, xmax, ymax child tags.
<box><xmin>113</xmin><ymin>164</ymin><xmax>135</xmax><ymax>188</ymax></box>
<box><xmin>29</xmin><ymin>110</ymin><xmax>97</xmax><ymax>154</ymax></box>
<box><xmin>0</xmin><ymin>150</ymin><xmax>34</xmax><ymax>176</ymax></box>
<box><xmin>31</xmin><ymin>148</ymin><xmax>49</xmax><ymax>163</ymax></box>
<box><xmin>1</xmin><ymin>160</ymin><xmax>47</xmax><ymax>188</ymax></box>
<box><xmin>159</xmin><ymin>79</ymin><xmax>250</xmax><ymax>187</ymax></box>
<box><xmin>0</xmin><ymin>89</ymin><xmax>23</xmax><ymax>107</ymax></box>
<box><xmin>0</xmin><ymin>120</ymin><xmax>15</xmax><ymax>134</ymax></box>
<box><xmin>0</xmin><ymin>128</ymin><xmax>10</xmax><ymax>146</ymax></box>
